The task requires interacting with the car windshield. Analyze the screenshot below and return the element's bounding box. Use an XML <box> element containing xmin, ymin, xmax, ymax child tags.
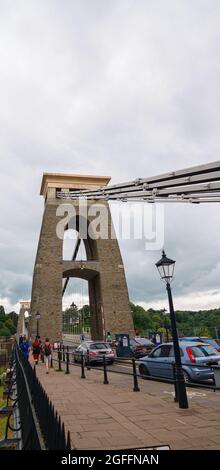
<box><xmin>190</xmin><ymin>345</ymin><xmax>218</xmax><ymax>357</ymax></box>
<box><xmin>89</xmin><ymin>343</ymin><xmax>109</xmax><ymax>350</ymax></box>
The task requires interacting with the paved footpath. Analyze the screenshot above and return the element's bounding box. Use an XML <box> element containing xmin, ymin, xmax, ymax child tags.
<box><xmin>36</xmin><ymin>361</ymin><xmax>220</xmax><ymax>450</ymax></box>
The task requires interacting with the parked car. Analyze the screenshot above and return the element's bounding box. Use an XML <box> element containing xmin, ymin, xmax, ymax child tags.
<box><xmin>138</xmin><ymin>341</ymin><xmax>220</xmax><ymax>383</ymax></box>
<box><xmin>179</xmin><ymin>336</ymin><xmax>220</xmax><ymax>352</ymax></box>
<box><xmin>129</xmin><ymin>337</ymin><xmax>155</xmax><ymax>358</ymax></box>
<box><xmin>73</xmin><ymin>341</ymin><xmax>115</xmax><ymax>365</ymax></box>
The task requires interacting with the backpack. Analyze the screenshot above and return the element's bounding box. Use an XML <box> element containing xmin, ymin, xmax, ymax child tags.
<box><xmin>33</xmin><ymin>343</ymin><xmax>40</xmax><ymax>355</ymax></box>
<box><xmin>44</xmin><ymin>344</ymin><xmax>51</xmax><ymax>356</ymax></box>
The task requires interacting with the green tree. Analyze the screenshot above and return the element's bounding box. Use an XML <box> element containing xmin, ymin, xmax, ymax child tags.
<box><xmin>7</xmin><ymin>311</ymin><xmax>18</xmax><ymax>327</ymax></box>
<box><xmin>0</xmin><ymin>306</ymin><xmax>6</xmax><ymax>323</ymax></box>
<box><xmin>0</xmin><ymin>326</ymin><xmax>11</xmax><ymax>337</ymax></box>
<box><xmin>130</xmin><ymin>303</ymin><xmax>154</xmax><ymax>334</ymax></box>
<box><xmin>4</xmin><ymin>318</ymin><xmax>16</xmax><ymax>335</ymax></box>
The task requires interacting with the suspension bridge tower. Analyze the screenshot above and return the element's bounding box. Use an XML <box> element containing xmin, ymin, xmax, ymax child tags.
<box><xmin>29</xmin><ymin>173</ymin><xmax>134</xmax><ymax>343</ymax></box>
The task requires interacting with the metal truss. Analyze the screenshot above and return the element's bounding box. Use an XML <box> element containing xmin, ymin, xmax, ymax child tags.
<box><xmin>57</xmin><ymin>161</ymin><xmax>220</xmax><ymax>203</ymax></box>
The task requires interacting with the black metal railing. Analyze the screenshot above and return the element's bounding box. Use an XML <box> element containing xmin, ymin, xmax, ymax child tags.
<box><xmin>52</xmin><ymin>344</ymin><xmax>220</xmax><ymax>400</ymax></box>
<box><xmin>0</xmin><ymin>343</ymin><xmax>71</xmax><ymax>450</ymax></box>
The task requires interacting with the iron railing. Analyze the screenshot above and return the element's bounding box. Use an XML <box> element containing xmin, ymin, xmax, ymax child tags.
<box><xmin>53</xmin><ymin>344</ymin><xmax>220</xmax><ymax>399</ymax></box>
<box><xmin>0</xmin><ymin>343</ymin><xmax>71</xmax><ymax>450</ymax></box>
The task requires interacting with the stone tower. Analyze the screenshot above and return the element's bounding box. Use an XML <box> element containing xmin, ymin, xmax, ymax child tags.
<box><xmin>17</xmin><ymin>301</ymin><xmax>31</xmax><ymax>337</ymax></box>
<box><xmin>29</xmin><ymin>173</ymin><xmax>134</xmax><ymax>343</ymax></box>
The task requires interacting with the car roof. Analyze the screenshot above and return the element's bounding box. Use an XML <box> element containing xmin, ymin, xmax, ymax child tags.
<box><xmin>179</xmin><ymin>336</ymin><xmax>200</xmax><ymax>340</ymax></box>
<box><xmin>81</xmin><ymin>339</ymin><xmax>107</xmax><ymax>344</ymax></box>
<box><xmin>81</xmin><ymin>340</ymin><xmax>108</xmax><ymax>345</ymax></box>
<box><xmin>179</xmin><ymin>341</ymin><xmax>211</xmax><ymax>347</ymax></box>
<box><xmin>154</xmin><ymin>341</ymin><xmax>210</xmax><ymax>347</ymax></box>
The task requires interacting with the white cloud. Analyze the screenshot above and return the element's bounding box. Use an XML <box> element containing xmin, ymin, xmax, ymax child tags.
<box><xmin>1</xmin><ymin>1</ymin><xmax>220</xmax><ymax>312</ymax></box>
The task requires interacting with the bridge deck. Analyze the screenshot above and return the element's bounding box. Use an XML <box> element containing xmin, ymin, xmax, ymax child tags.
<box><xmin>35</xmin><ymin>361</ymin><xmax>220</xmax><ymax>450</ymax></box>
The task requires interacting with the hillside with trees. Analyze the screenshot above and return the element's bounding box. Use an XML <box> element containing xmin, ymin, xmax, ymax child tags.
<box><xmin>1</xmin><ymin>301</ymin><xmax>220</xmax><ymax>339</ymax></box>
<box><xmin>0</xmin><ymin>306</ymin><xmax>18</xmax><ymax>337</ymax></box>
<box><xmin>130</xmin><ymin>303</ymin><xmax>220</xmax><ymax>339</ymax></box>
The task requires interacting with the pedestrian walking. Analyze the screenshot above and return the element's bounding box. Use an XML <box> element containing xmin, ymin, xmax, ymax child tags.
<box><xmin>20</xmin><ymin>335</ymin><xmax>30</xmax><ymax>360</ymax></box>
<box><xmin>106</xmin><ymin>331</ymin><xmax>112</xmax><ymax>346</ymax></box>
<box><xmin>32</xmin><ymin>336</ymin><xmax>41</xmax><ymax>365</ymax></box>
<box><xmin>43</xmin><ymin>338</ymin><xmax>52</xmax><ymax>374</ymax></box>
<box><xmin>38</xmin><ymin>336</ymin><xmax>44</xmax><ymax>362</ymax></box>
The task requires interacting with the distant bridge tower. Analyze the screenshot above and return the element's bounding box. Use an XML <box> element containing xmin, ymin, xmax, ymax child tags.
<box><xmin>29</xmin><ymin>173</ymin><xmax>134</xmax><ymax>343</ymax></box>
<box><xmin>17</xmin><ymin>301</ymin><xmax>31</xmax><ymax>337</ymax></box>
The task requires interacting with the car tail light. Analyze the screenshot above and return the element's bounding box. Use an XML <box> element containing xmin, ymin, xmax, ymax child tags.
<box><xmin>136</xmin><ymin>346</ymin><xmax>145</xmax><ymax>350</ymax></box>
<box><xmin>186</xmin><ymin>347</ymin><xmax>196</xmax><ymax>363</ymax></box>
<box><xmin>89</xmin><ymin>350</ymin><xmax>97</xmax><ymax>357</ymax></box>
<box><xmin>217</xmin><ymin>347</ymin><xmax>220</xmax><ymax>352</ymax></box>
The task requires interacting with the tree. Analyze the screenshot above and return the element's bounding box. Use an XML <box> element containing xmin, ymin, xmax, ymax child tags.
<box><xmin>7</xmin><ymin>311</ymin><xmax>18</xmax><ymax>327</ymax></box>
<box><xmin>0</xmin><ymin>306</ymin><xmax>6</xmax><ymax>322</ymax></box>
<box><xmin>4</xmin><ymin>318</ymin><xmax>16</xmax><ymax>335</ymax></box>
<box><xmin>0</xmin><ymin>326</ymin><xmax>11</xmax><ymax>337</ymax></box>
<box><xmin>130</xmin><ymin>303</ymin><xmax>154</xmax><ymax>334</ymax></box>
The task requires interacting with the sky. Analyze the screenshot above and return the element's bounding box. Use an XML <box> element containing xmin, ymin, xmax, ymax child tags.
<box><xmin>1</xmin><ymin>0</ymin><xmax>220</xmax><ymax>314</ymax></box>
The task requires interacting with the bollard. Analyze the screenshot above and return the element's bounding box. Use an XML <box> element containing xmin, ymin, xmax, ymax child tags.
<box><xmin>65</xmin><ymin>347</ymin><xmax>70</xmax><ymax>374</ymax></box>
<box><xmin>132</xmin><ymin>358</ymin><xmax>140</xmax><ymax>392</ymax></box>
<box><xmin>172</xmin><ymin>362</ymin><xmax>178</xmax><ymax>403</ymax></box>
<box><xmin>50</xmin><ymin>354</ymin><xmax>53</xmax><ymax>369</ymax></box>
<box><xmin>103</xmin><ymin>355</ymin><xmax>109</xmax><ymax>384</ymax></box>
<box><xmin>81</xmin><ymin>354</ymin><xmax>86</xmax><ymax>379</ymax></box>
<box><xmin>62</xmin><ymin>345</ymin><xmax>65</xmax><ymax>362</ymax></box>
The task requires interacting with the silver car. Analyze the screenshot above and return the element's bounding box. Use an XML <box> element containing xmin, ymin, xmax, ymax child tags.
<box><xmin>73</xmin><ymin>341</ymin><xmax>115</xmax><ymax>365</ymax></box>
<box><xmin>138</xmin><ymin>341</ymin><xmax>220</xmax><ymax>383</ymax></box>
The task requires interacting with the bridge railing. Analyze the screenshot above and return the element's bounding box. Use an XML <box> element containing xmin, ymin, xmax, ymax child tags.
<box><xmin>0</xmin><ymin>343</ymin><xmax>71</xmax><ymax>450</ymax></box>
<box><xmin>52</xmin><ymin>345</ymin><xmax>220</xmax><ymax>400</ymax></box>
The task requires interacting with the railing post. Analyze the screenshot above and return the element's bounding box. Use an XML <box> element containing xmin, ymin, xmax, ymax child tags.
<box><xmin>103</xmin><ymin>355</ymin><xmax>109</xmax><ymax>385</ymax></box>
<box><xmin>41</xmin><ymin>347</ymin><xmax>44</xmax><ymax>363</ymax></box>
<box><xmin>62</xmin><ymin>345</ymin><xmax>65</xmax><ymax>362</ymax></box>
<box><xmin>58</xmin><ymin>347</ymin><xmax>62</xmax><ymax>372</ymax></box>
<box><xmin>172</xmin><ymin>362</ymin><xmax>178</xmax><ymax>402</ymax></box>
<box><xmin>132</xmin><ymin>358</ymin><xmax>140</xmax><ymax>392</ymax></box>
<box><xmin>65</xmin><ymin>346</ymin><xmax>70</xmax><ymax>375</ymax></box>
<box><xmin>81</xmin><ymin>354</ymin><xmax>86</xmax><ymax>379</ymax></box>
<box><xmin>86</xmin><ymin>350</ymin><xmax>91</xmax><ymax>370</ymax></box>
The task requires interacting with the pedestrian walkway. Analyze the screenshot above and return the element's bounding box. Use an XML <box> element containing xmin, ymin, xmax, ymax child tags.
<box><xmin>36</xmin><ymin>361</ymin><xmax>220</xmax><ymax>450</ymax></box>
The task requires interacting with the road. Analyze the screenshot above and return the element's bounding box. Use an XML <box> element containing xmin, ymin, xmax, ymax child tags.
<box><xmin>61</xmin><ymin>341</ymin><xmax>220</xmax><ymax>411</ymax></box>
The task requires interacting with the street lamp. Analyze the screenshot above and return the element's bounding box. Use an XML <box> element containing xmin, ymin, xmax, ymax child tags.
<box><xmin>36</xmin><ymin>311</ymin><xmax>41</xmax><ymax>337</ymax></box>
<box><xmin>156</xmin><ymin>250</ymin><xmax>188</xmax><ymax>409</ymax></box>
<box><xmin>162</xmin><ymin>308</ymin><xmax>169</xmax><ymax>342</ymax></box>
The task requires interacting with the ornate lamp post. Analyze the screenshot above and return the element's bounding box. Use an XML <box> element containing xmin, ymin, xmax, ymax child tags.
<box><xmin>36</xmin><ymin>311</ymin><xmax>41</xmax><ymax>337</ymax></box>
<box><xmin>156</xmin><ymin>250</ymin><xmax>188</xmax><ymax>409</ymax></box>
<box><xmin>162</xmin><ymin>308</ymin><xmax>169</xmax><ymax>342</ymax></box>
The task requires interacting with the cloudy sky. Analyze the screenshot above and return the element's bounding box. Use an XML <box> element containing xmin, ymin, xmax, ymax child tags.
<box><xmin>1</xmin><ymin>0</ymin><xmax>220</xmax><ymax>314</ymax></box>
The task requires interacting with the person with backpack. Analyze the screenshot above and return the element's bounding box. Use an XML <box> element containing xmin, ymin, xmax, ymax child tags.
<box><xmin>38</xmin><ymin>336</ymin><xmax>44</xmax><ymax>362</ymax></box>
<box><xmin>43</xmin><ymin>338</ymin><xmax>52</xmax><ymax>374</ymax></box>
<box><xmin>32</xmin><ymin>336</ymin><xmax>41</xmax><ymax>365</ymax></box>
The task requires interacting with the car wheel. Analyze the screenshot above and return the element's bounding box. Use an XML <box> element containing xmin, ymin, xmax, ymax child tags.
<box><xmin>183</xmin><ymin>370</ymin><xmax>191</xmax><ymax>383</ymax></box>
<box><xmin>139</xmin><ymin>364</ymin><xmax>149</xmax><ymax>377</ymax></box>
